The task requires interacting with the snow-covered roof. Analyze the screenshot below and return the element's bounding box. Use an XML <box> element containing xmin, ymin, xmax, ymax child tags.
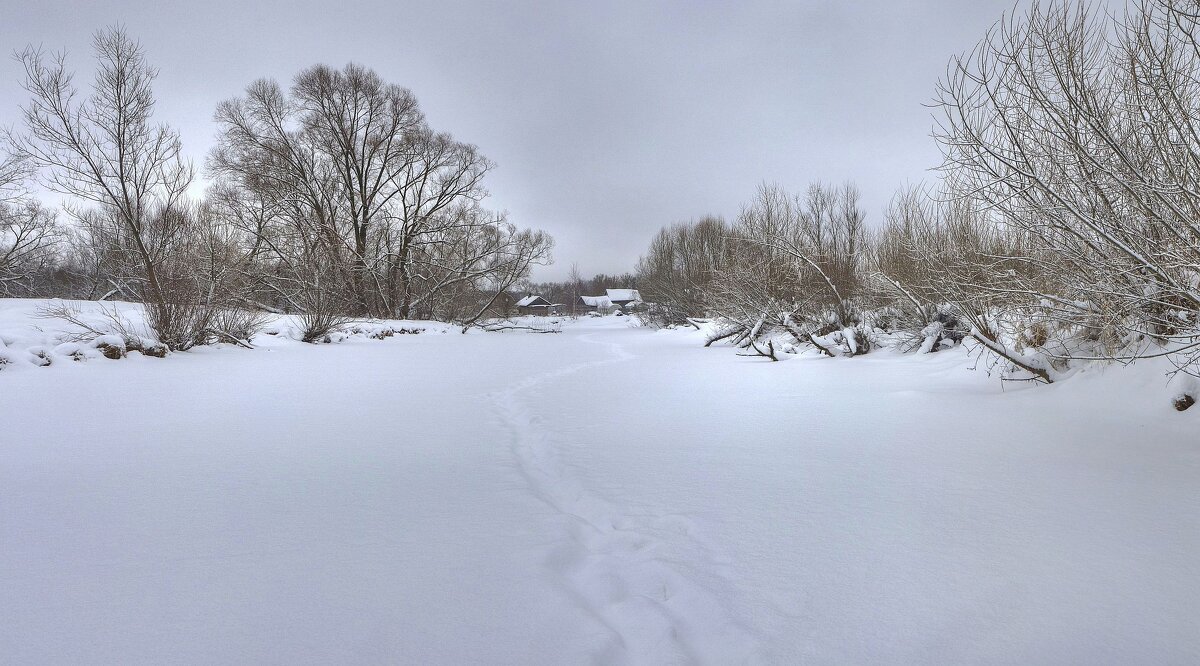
<box><xmin>581</xmin><ymin>295</ymin><xmax>612</xmax><ymax>308</ymax></box>
<box><xmin>516</xmin><ymin>295</ymin><xmax>549</xmax><ymax>307</ymax></box>
<box><xmin>606</xmin><ymin>288</ymin><xmax>641</xmax><ymax>303</ymax></box>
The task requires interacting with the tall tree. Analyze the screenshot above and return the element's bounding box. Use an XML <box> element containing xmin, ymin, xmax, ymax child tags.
<box><xmin>210</xmin><ymin>64</ymin><xmax>494</xmax><ymax>317</ymax></box>
<box><xmin>7</xmin><ymin>27</ymin><xmax>212</xmax><ymax>347</ymax></box>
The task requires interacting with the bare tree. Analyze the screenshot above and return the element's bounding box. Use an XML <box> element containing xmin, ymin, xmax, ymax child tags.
<box><xmin>454</xmin><ymin>221</ymin><xmax>554</xmax><ymax>328</ymax></box>
<box><xmin>567</xmin><ymin>262</ymin><xmax>583</xmax><ymax>317</ymax></box>
<box><xmin>0</xmin><ymin>148</ymin><xmax>60</xmax><ymax>295</ymax></box>
<box><xmin>7</xmin><ymin>26</ymin><xmax>210</xmax><ymax>349</ymax></box>
<box><xmin>0</xmin><ymin>200</ymin><xmax>60</xmax><ymax>296</ymax></box>
<box><xmin>636</xmin><ymin>215</ymin><xmax>729</xmax><ymax>327</ymax></box>
<box><xmin>210</xmin><ymin>64</ymin><xmax>498</xmax><ymax>319</ymax></box>
<box><xmin>210</xmin><ymin>65</ymin><xmax>428</xmax><ymax>316</ymax></box>
<box><xmin>0</xmin><ymin>152</ymin><xmax>30</xmax><ymax>204</ymax></box>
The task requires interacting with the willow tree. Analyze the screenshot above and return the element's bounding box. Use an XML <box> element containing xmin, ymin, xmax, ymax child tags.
<box><xmin>210</xmin><ymin>64</ymin><xmax>494</xmax><ymax>318</ymax></box>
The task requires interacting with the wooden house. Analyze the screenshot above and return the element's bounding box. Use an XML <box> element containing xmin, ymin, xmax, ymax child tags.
<box><xmin>516</xmin><ymin>295</ymin><xmax>561</xmax><ymax>316</ymax></box>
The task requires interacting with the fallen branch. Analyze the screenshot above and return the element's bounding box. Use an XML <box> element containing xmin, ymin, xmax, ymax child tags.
<box><xmin>704</xmin><ymin>326</ymin><xmax>743</xmax><ymax>347</ymax></box>
<box><xmin>482</xmin><ymin>324</ymin><xmax>561</xmax><ymax>334</ymax></box>
<box><xmin>969</xmin><ymin>328</ymin><xmax>1052</xmax><ymax>384</ymax></box>
<box><xmin>206</xmin><ymin>328</ymin><xmax>257</xmax><ymax>349</ymax></box>
<box><xmin>807</xmin><ymin>333</ymin><xmax>839</xmax><ymax>357</ymax></box>
<box><xmin>737</xmin><ymin>339</ymin><xmax>779</xmax><ymax>361</ymax></box>
<box><xmin>752</xmin><ymin>339</ymin><xmax>779</xmax><ymax>361</ymax></box>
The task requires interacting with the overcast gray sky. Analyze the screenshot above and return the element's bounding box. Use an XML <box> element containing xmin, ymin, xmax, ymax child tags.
<box><xmin>1</xmin><ymin>0</ymin><xmax>1017</xmax><ymax>280</ymax></box>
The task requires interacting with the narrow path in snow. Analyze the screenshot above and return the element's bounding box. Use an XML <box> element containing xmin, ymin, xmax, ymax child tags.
<box><xmin>490</xmin><ymin>331</ymin><xmax>759</xmax><ymax>665</ymax></box>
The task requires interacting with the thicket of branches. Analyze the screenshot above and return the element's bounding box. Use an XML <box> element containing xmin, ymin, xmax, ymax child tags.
<box><xmin>0</xmin><ymin>27</ymin><xmax>552</xmax><ymax>347</ymax></box>
<box><xmin>637</xmin><ymin>183</ymin><xmax>876</xmax><ymax>360</ymax></box>
<box><xmin>637</xmin><ymin>0</ymin><xmax>1200</xmax><ymax>381</ymax></box>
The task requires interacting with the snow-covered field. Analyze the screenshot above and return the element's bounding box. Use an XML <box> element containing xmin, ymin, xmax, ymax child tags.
<box><xmin>1</xmin><ymin>299</ymin><xmax>1197</xmax><ymax>663</ymax></box>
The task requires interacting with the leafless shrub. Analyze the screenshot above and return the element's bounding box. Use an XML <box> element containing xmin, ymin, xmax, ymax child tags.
<box><xmin>37</xmin><ymin>300</ymin><xmax>154</xmax><ymax>351</ymax></box>
<box><xmin>293</xmin><ymin>262</ymin><xmax>351</xmax><ymax>343</ymax></box>
<box><xmin>208</xmin><ymin>307</ymin><xmax>268</xmax><ymax>346</ymax></box>
<box><xmin>933</xmin><ymin>0</ymin><xmax>1200</xmax><ymax>378</ymax></box>
<box><xmin>700</xmin><ymin>182</ymin><xmax>872</xmax><ymax>357</ymax></box>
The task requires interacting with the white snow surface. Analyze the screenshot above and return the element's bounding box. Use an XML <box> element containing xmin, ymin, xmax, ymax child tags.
<box><xmin>1</xmin><ymin>299</ymin><xmax>1198</xmax><ymax>663</ymax></box>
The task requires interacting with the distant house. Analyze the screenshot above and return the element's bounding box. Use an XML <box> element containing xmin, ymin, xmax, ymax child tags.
<box><xmin>579</xmin><ymin>288</ymin><xmax>642</xmax><ymax>313</ymax></box>
<box><xmin>516</xmin><ymin>295</ymin><xmax>561</xmax><ymax>316</ymax></box>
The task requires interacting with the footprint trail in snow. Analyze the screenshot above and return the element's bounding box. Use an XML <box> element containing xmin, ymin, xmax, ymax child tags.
<box><xmin>491</xmin><ymin>331</ymin><xmax>760</xmax><ymax>665</ymax></box>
